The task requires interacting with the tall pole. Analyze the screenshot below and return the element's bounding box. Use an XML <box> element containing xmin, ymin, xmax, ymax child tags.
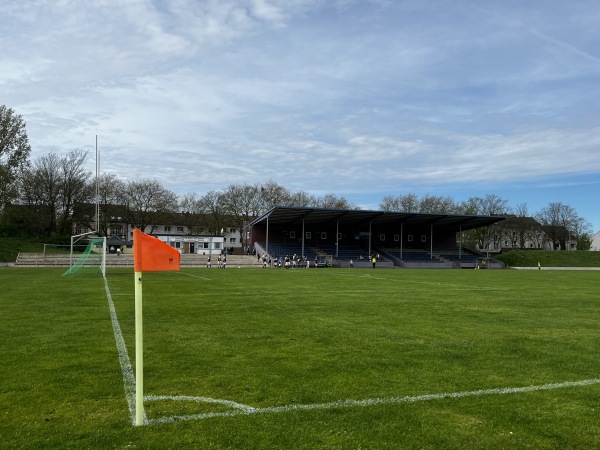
<box><xmin>135</xmin><ymin>271</ymin><xmax>144</xmax><ymax>425</ymax></box>
<box><xmin>336</xmin><ymin>220</ymin><xmax>339</xmax><ymax>258</ymax></box>
<box><xmin>95</xmin><ymin>135</ymin><xmax>100</xmax><ymax>234</ymax></box>
<box><xmin>301</xmin><ymin>219</ymin><xmax>305</xmax><ymax>259</ymax></box>
<box><xmin>368</xmin><ymin>221</ymin><xmax>372</xmax><ymax>257</ymax></box>
<box><xmin>430</xmin><ymin>224</ymin><xmax>433</xmax><ymax>259</ymax></box>
<box><xmin>400</xmin><ymin>223</ymin><xmax>403</xmax><ymax>260</ymax></box>
<box><xmin>266</xmin><ymin>216</ymin><xmax>269</xmax><ymax>258</ymax></box>
<box><xmin>459</xmin><ymin>225</ymin><xmax>462</xmax><ymax>260</ymax></box>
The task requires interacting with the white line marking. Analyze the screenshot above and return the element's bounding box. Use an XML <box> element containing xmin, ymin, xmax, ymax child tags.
<box><xmin>104</xmin><ymin>276</ymin><xmax>598</xmax><ymax>427</ymax></box>
<box><xmin>104</xmin><ymin>278</ymin><xmax>143</xmax><ymax>425</ymax></box>
<box><xmin>146</xmin><ymin>395</ymin><xmax>257</xmax><ymax>412</ymax></box>
<box><xmin>179</xmin><ymin>271</ymin><xmax>210</xmax><ymax>280</ymax></box>
<box><xmin>145</xmin><ymin>378</ymin><xmax>600</xmax><ymax>425</ymax></box>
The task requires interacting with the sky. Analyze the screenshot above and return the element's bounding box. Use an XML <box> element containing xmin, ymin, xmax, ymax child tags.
<box><xmin>2</xmin><ymin>0</ymin><xmax>599</xmax><ymax>233</ymax></box>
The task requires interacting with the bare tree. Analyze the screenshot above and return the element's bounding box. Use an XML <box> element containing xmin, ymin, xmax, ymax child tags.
<box><xmin>26</xmin><ymin>153</ymin><xmax>63</xmax><ymax>235</ymax></box>
<box><xmin>499</xmin><ymin>204</ymin><xmax>530</xmax><ymax>249</ymax></box>
<box><xmin>124</xmin><ymin>179</ymin><xmax>178</xmax><ymax>233</ymax></box>
<box><xmin>179</xmin><ymin>192</ymin><xmax>200</xmax><ymax>233</ymax></box>
<box><xmin>196</xmin><ymin>190</ymin><xmax>229</xmax><ymax>235</ymax></box>
<box><xmin>535</xmin><ymin>202</ymin><xmax>578</xmax><ymax>250</ymax></box>
<box><xmin>221</xmin><ymin>183</ymin><xmax>262</xmax><ymax>243</ymax></box>
<box><xmin>459</xmin><ymin>194</ymin><xmax>509</xmax><ymax>251</ymax></box>
<box><xmin>3</xmin><ymin>168</ymin><xmax>52</xmax><ymax>237</ymax></box>
<box><xmin>56</xmin><ymin>150</ymin><xmax>93</xmax><ymax>235</ymax></box>
<box><xmin>379</xmin><ymin>193</ymin><xmax>419</xmax><ymax>212</ymax></box>
<box><xmin>16</xmin><ymin>150</ymin><xmax>92</xmax><ymax>236</ymax></box>
<box><xmin>93</xmin><ymin>174</ymin><xmax>127</xmax><ymax>237</ymax></box>
<box><xmin>572</xmin><ymin>216</ymin><xmax>593</xmax><ymax>250</ymax></box>
<box><xmin>258</xmin><ymin>180</ymin><xmax>293</xmax><ymax>212</ymax></box>
<box><xmin>312</xmin><ymin>193</ymin><xmax>358</xmax><ymax>209</ymax></box>
<box><xmin>287</xmin><ymin>190</ymin><xmax>315</xmax><ymax>208</ymax></box>
<box><xmin>0</xmin><ymin>105</ymin><xmax>31</xmax><ymax>209</ymax></box>
<box><xmin>418</xmin><ymin>194</ymin><xmax>458</xmax><ymax>213</ymax></box>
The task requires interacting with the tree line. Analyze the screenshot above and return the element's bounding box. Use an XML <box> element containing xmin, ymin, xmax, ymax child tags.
<box><xmin>0</xmin><ymin>105</ymin><xmax>594</xmax><ymax>249</ymax></box>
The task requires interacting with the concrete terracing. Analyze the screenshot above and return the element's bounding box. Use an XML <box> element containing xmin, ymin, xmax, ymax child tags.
<box><xmin>14</xmin><ymin>253</ymin><xmax>262</xmax><ymax>268</ymax></box>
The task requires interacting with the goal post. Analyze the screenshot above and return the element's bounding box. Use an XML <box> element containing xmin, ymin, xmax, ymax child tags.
<box><xmin>63</xmin><ymin>235</ymin><xmax>106</xmax><ymax>277</ymax></box>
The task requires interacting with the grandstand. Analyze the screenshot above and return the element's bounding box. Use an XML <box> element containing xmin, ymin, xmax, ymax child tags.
<box><xmin>249</xmin><ymin>206</ymin><xmax>507</xmax><ymax>269</ymax></box>
<box><xmin>14</xmin><ymin>206</ymin><xmax>506</xmax><ymax>269</ymax></box>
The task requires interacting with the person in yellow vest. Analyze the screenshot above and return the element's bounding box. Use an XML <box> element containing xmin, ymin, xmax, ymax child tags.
<box><xmin>372</xmin><ymin>256</ymin><xmax>376</xmax><ymax>268</ymax></box>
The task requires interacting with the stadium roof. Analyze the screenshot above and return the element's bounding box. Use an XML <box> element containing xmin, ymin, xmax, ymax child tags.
<box><xmin>249</xmin><ymin>206</ymin><xmax>506</xmax><ymax>232</ymax></box>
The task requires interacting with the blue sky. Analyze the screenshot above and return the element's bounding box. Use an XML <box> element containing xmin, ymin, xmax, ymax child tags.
<box><xmin>2</xmin><ymin>0</ymin><xmax>599</xmax><ymax>232</ymax></box>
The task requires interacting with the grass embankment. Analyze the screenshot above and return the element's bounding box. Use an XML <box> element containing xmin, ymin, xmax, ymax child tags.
<box><xmin>0</xmin><ymin>237</ymin><xmax>46</xmax><ymax>262</ymax></box>
<box><xmin>0</xmin><ymin>236</ymin><xmax>74</xmax><ymax>262</ymax></box>
<box><xmin>494</xmin><ymin>250</ymin><xmax>600</xmax><ymax>268</ymax></box>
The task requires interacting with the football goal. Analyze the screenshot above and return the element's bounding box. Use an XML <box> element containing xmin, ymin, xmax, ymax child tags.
<box><xmin>62</xmin><ymin>235</ymin><xmax>106</xmax><ymax>277</ymax></box>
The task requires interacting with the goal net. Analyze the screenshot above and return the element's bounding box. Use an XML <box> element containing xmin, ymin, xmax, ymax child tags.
<box><xmin>62</xmin><ymin>236</ymin><xmax>106</xmax><ymax>277</ymax></box>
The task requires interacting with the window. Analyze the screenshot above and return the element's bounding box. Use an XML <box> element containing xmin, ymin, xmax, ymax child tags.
<box><xmin>306</xmin><ymin>232</ymin><xmax>311</xmax><ymax>239</ymax></box>
<box><xmin>394</xmin><ymin>234</ymin><xmax>400</xmax><ymax>242</ymax></box>
<box><xmin>174</xmin><ymin>241</ymin><xmax>181</xmax><ymax>249</ymax></box>
<box><xmin>379</xmin><ymin>234</ymin><xmax>385</xmax><ymax>241</ymax></box>
<box><xmin>421</xmin><ymin>235</ymin><xmax>427</xmax><ymax>243</ymax></box>
<box><xmin>164</xmin><ymin>226</ymin><xmax>171</xmax><ymax>232</ymax></box>
<box><xmin>504</xmin><ymin>240</ymin><xmax>509</xmax><ymax>246</ymax></box>
<box><xmin>203</xmin><ymin>242</ymin><xmax>209</xmax><ymax>249</ymax></box>
<box><xmin>321</xmin><ymin>232</ymin><xmax>327</xmax><ymax>240</ymax></box>
<box><xmin>230</xmin><ymin>238</ymin><xmax>236</xmax><ymax>243</ymax></box>
<box><xmin>177</xmin><ymin>226</ymin><xmax>184</xmax><ymax>232</ymax></box>
<box><xmin>407</xmin><ymin>235</ymin><xmax>413</xmax><ymax>242</ymax></box>
<box><xmin>290</xmin><ymin>231</ymin><xmax>296</xmax><ymax>239</ymax></box>
<box><xmin>337</xmin><ymin>233</ymin><xmax>342</xmax><ymax>240</ymax></box>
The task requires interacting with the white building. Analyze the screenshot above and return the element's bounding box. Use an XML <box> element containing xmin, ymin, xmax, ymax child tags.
<box><xmin>591</xmin><ymin>231</ymin><xmax>600</xmax><ymax>251</ymax></box>
<box><xmin>127</xmin><ymin>224</ymin><xmax>229</xmax><ymax>255</ymax></box>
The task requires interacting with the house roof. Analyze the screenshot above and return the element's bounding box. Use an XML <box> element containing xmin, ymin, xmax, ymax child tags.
<box><xmin>249</xmin><ymin>206</ymin><xmax>506</xmax><ymax>232</ymax></box>
<box><xmin>106</xmin><ymin>235</ymin><xmax>130</xmax><ymax>246</ymax></box>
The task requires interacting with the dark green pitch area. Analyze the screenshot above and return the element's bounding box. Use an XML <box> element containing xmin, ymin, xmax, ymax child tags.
<box><xmin>2</xmin><ymin>267</ymin><xmax>600</xmax><ymax>449</ymax></box>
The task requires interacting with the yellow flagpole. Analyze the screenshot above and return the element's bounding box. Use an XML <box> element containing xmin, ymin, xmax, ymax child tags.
<box><xmin>135</xmin><ymin>271</ymin><xmax>144</xmax><ymax>425</ymax></box>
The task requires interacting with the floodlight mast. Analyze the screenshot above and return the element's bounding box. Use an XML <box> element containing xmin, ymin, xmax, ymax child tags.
<box><xmin>95</xmin><ymin>135</ymin><xmax>100</xmax><ymax>234</ymax></box>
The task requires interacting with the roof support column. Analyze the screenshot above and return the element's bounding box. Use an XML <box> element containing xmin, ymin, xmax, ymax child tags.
<box><xmin>336</xmin><ymin>220</ymin><xmax>339</xmax><ymax>258</ymax></box>
<box><xmin>301</xmin><ymin>219</ymin><xmax>305</xmax><ymax>259</ymax></box>
<box><xmin>369</xmin><ymin>221</ymin><xmax>372</xmax><ymax>257</ymax></box>
<box><xmin>459</xmin><ymin>225</ymin><xmax>462</xmax><ymax>260</ymax></box>
<box><xmin>430</xmin><ymin>224</ymin><xmax>433</xmax><ymax>259</ymax></box>
<box><xmin>266</xmin><ymin>215</ymin><xmax>269</xmax><ymax>257</ymax></box>
<box><xmin>400</xmin><ymin>222</ymin><xmax>403</xmax><ymax>260</ymax></box>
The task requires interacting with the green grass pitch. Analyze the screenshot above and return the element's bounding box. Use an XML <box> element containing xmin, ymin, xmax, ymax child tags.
<box><xmin>2</xmin><ymin>267</ymin><xmax>600</xmax><ymax>449</ymax></box>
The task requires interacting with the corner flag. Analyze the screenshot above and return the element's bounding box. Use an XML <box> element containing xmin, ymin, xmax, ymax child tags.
<box><xmin>133</xmin><ymin>228</ymin><xmax>180</xmax><ymax>272</ymax></box>
<box><xmin>133</xmin><ymin>229</ymin><xmax>180</xmax><ymax>425</ymax></box>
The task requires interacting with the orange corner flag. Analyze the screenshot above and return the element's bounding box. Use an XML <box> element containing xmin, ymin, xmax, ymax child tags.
<box><xmin>133</xmin><ymin>228</ymin><xmax>180</xmax><ymax>272</ymax></box>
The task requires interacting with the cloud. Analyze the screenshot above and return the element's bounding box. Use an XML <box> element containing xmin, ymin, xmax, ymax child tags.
<box><xmin>2</xmin><ymin>0</ymin><xmax>600</xmax><ymax>230</ymax></box>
